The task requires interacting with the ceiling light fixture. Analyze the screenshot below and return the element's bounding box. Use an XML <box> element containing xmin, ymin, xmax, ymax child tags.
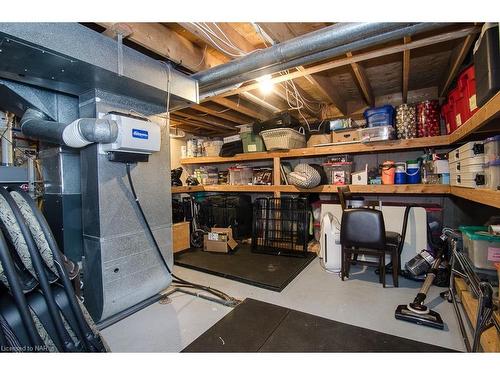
<box><xmin>257</xmin><ymin>74</ymin><xmax>274</xmax><ymax>95</ymax></box>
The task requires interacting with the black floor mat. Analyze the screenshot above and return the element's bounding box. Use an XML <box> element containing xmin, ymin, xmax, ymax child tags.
<box><xmin>183</xmin><ymin>299</ymin><xmax>455</xmax><ymax>352</ymax></box>
<box><xmin>174</xmin><ymin>245</ymin><xmax>316</xmax><ymax>291</ymax></box>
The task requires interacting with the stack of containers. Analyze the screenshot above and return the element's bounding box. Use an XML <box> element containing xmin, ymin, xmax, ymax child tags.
<box><xmin>416</xmin><ymin>100</ymin><xmax>440</xmax><ymax>137</ymax></box>
<box><xmin>458</xmin><ymin>65</ymin><xmax>479</xmax><ymax>122</ymax></box>
<box><xmin>395</xmin><ymin>104</ymin><xmax>417</xmax><ymax>139</ymax></box>
<box><xmin>484</xmin><ymin>135</ymin><xmax>500</xmax><ymax>190</ymax></box>
<box><xmin>240</xmin><ymin>125</ymin><xmax>266</xmax><ymax>153</ymax></box>
<box><xmin>360</xmin><ymin>105</ymin><xmax>395</xmax><ymax>142</ymax></box>
<box><xmin>441</xmin><ymin>100</ymin><xmax>456</xmax><ymax>135</ymax></box>
<box><xmin>448</xmin><ymin>141</ymin><xmax>486</xmax><ymax>188</ymax></box>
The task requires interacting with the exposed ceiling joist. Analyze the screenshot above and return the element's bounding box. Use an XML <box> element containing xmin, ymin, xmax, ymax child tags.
<box><xmin>402</xmin><ymin>36</ymin><xmax>411</xmax><ymax>103</ymax></box>
<box><xmin>346</xmin><ymin>51</ymin><xmax>374</xmax><ymax>107</ymax></box>
<box><xmin>191</xmin><ymin>104</ymin><xmax>252</xmax><ymax>124</ymax></box>
<box><xmin>257</xmin><ymin>23</ymin><xmax>346</xmax><ymax>116</ymax></box>
<box><xmin>241</xmin><ymin>92</ymin><xmax>283</xmax><ymax>113</ymax></box>
<box><xmin>97</xmin><ymin>22</ymin><xmax>219</xmax><ymax>72</ymax></box>
<box><xmin>210</xmin><ymin>97</ymin><xmax>269</xmax><ymax>121</ymax></box>
<box><xmin>439</xmin><ymin>34</ymin><xmax>476</xmax><ymax>97</ymax></box>
<box><xmin>201</xmin><ymin>26</ymin><xmax>479</xmax><ymax>102</ymax></box>
<box><xmin>173</xmin><ymin>111</ymin><xmax>240</xmax><ymax>130</ymax></box>
<box><xmin>170</xmin><ymin>114</ymin><xmax>235</xmax><ymax>134</ymax></box>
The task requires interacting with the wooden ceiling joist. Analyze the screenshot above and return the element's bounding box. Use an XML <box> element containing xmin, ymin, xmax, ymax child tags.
<box><xmin>402</xmin><ymin>36</ymin><xmax>411</xmax><ymax>103</ymax></box>
<box><xmin>346</xmin><ymin>51</ymin><xmax>374</xmax><ymax>107</ymax></box>
<box><xmin>210</xmin><ymin>96</ymin><xmax>269</xmax><ymax>121</ymax></box>
<box><xmin>173</xmin><ymin>111</ymin><xmax>239</xmax><ymax>130</ymax></box>
<box><xmin>240</xmin><ymin>92</ymin><xmax>283</xmax><ymax>113</ymax></box>
<box><xmin>439</xmin><ymin>33</ymin><xmax>476</xmax><ymax>97</ymax></box>
<box><xmin>97</xmin><ymin>22</ymin><xmax>220</xmax><ymax>72</ymax></box>
<box><xmin>191</xmin><ymin>104</ymin><xmax>252</xmax><ymax>124</ymax></box>
<box><xmin>170</xmin><ymin>114</ymin><xmax>235</xmax><ymax>134</ymax></box>
<box><xmin>257</xmin><ymin>23</ymin><xmax>346</xmax><ymax>116</ymax></box>
<box><xmin>202</xmin><ymin>26</ymin><xmax>479</xmax><ymax>102</ymax></box>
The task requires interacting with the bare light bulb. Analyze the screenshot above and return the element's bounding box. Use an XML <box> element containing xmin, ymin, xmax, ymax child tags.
<box><xmin>257</xmin><ymin>74</ymin><xmax>274</xmax><ymax>94</ymax></box>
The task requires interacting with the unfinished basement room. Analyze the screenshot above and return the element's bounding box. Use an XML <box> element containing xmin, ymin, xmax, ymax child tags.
<box><xmin>0</xmin><ymin>1</ymin><xmax>499</xmax><ymax>370</ymax></box>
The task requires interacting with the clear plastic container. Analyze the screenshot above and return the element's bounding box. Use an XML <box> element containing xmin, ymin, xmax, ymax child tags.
<box><xmin>395</xmin><ymin>104</ymin><xmax>417</xmax><ymax>139</ymax></box>
<box><xmin>322</xmin><ymin>162</ymin><xmax>353</xmax><ymax>185</ymax></box>
<box><xmin>204</xmin><ymin>140</ymin><xmax>223</xmax><ymax>157</ymax></box>
<box><xmin>359</xmin><ymin>125</ymin><xmax>395</xmax><ymax>142</ymax></box>
<box><xmin>484</xmin><ymin>135</ymin><xmax>500</xmax><ymax>163</ymax></box>
<box><xmin>228</xmin><ymin>165</ymin><xmax>253</xmax><ymax>185</ymax></box>
<box><xmin>460</xmin><ymin>226</ymin><xmax>500</xmax><ymax>270</ymax></box>
<box><xmin>484</xmin><ymin>159</ymin><xmax>500</xmax><ymax>190</ymax></box>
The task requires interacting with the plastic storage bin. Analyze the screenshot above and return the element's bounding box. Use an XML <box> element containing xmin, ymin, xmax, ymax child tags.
<box><xmin>228</xmin><ymin>165</ymin><xmax>253</xmax><ymax>185</ymax></box>
<box><xmin>441</xmin><ymin>100</ymin><xmax>457</xmax><ymax>135</ymax></box>
<box><xmin>448</xmin><ymin>141</ymin><xmax>484</xmax><ymax>163</ymax></box>
<box><xmin>484</xmin><ymin>159</ymin><xmax>500</xmax><ymax>190</ymax></box>
<box><xmin>363</xmin><ymin>105</ymin><xmax>394</xmax><ymax>127</ymax></box>
<box><xmin>458</xmin><ymin>65</ymin><xmax>479</xmax><ymax>121</ymax></box>
<box><xmin>240</xmin><ymin>128</ymin><xmax>265</xmax><ymax>153</ymax></box>
<box><xmin>460</xmin><ymin>226</ymin><xmax>500</xmax><ymax>270</ymax></box>
<box><xmin>416</xmin><ymin>100</ymin><xmax>440</xmax><ymax>137</ymax></box>
<box><xmin>358</xmin><ymin>125</ymin><xmax>395</xmax><ymax>142</ymax></box>
<box><xmin>322</xmin><ymin>162</ymin><xmax>353</xmax><ymax>185</ymax></box>
<box><xmin>204</xmin><ymin>140</ymin><xmax>224</xmax><ymax>157</ymax></box>
<box><xmin>260</xmin><ymin>128</ymin><xmax>306</xmax><ymax>150</ymax></box>
<box><xmin>449</xmin><ymin>87</ymin><xmax>468</xmax><ymax>128</ymax></box>
<box><xmin>473</xmin><ymin>23</ymin><xmax>500</xmax><ymax>107</ymax></box>
<box><xmin>406</xmin><ymin>160</ymin><xmax>421</xmax><ymax>184</ymax></box>
<box><xmin>484</xmin><ymin>135</ymin><xmax>500</xmax><ymax>163</ymax></box>
<box><xmin>395</xmin><ymin>104</ymin><xmax>417</xmax><ymax>139</ymax></box>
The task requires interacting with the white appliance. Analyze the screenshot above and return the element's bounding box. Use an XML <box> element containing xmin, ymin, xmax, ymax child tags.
<box><xmin>320</xmin><ymin>204</ymin><xmax>428</xmax><ymax>269</ymax></box>
<box><xmin>319</xmin><ymin>213</ymin><xmax>342</xmax><ymax>272</ymax></box>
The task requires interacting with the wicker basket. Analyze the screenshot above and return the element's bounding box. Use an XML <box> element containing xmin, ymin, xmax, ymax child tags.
<box><xmin>259</xmin><ymin>128</ymin><xmax>306</xmax><ymax>150</ymax></box>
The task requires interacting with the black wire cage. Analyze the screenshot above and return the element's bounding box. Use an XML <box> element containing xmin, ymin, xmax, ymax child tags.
<box><xmin>251</xmin><ymin>197</ymin><xmax>310</xmax><ymax>257</ymax></box>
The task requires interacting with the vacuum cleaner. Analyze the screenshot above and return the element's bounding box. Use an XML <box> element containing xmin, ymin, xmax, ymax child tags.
<box><xmin>395</xmin><ymin>250</ymin><xmax>445</xmax><ymax>329</ymax></box>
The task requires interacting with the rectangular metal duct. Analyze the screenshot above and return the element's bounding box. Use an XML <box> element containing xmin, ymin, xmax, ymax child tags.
<box><xmin>0</xmin><ymin>23</ymin><xmax>198</xmax><ymax>112</ymax></box>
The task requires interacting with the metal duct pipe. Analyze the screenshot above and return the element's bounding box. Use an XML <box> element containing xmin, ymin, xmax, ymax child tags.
<box><xmin>1</xmin><ymin>111</ymin><xmax>13</xmax><ymax>166</ymax></box>
<box><xmin>193</xmin><ymin>22</ymin><xmax>414</xmax><ymax>88</ymax></box>
<box><xmin>200</xmin><ymin>23</ymin><xmax>449</xmax><ymax>95</ymax></box>
<box><xmin>20</xmin><ymin>108</ymin><xmax>118</xmax><ymax>148</ymax></box>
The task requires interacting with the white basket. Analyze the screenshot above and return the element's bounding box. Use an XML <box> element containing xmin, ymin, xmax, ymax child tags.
<box><xmin>259</xmin><ymin>128</ymin><xmax>306</xmax><ymax>150</ymax></box>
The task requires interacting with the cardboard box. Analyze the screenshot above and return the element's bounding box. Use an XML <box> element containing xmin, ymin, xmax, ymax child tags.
<box><xmin>306</xmin><ymin>133</ymin><xmax>331</xmax><ymax>147</ymax></box>
<box><xmin>331</xmin><ymin>128</ymin><xmax>360</xmax><ymax>143</ymax></box>
<box><xmin>203</xmin><ymin>227</ymin><xmax>238</xmax><ymax>253</ymax></box>
<box><xmin>172</xmin><ymin>222</ymin><xmax>190</xmax><ymax>253</ymax></box>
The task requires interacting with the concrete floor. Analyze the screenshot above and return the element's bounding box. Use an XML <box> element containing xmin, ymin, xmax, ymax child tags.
<box><xmin>101</xmin><ymin>259</ymin><xmax>465</xmax><ymax>352</ymax></box>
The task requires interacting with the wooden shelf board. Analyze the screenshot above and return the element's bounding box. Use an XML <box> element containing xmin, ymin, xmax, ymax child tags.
<box><xmin>450</xmin><ymin>91</ymin><xmax>500</xmax><ymax>143</ymax></box>
<box><xmin>172</xmin><ymin>184</ymin><xmax>450</xmax><ymax>194</ymax></box>
<box><xmin>454</xmin><ymin>277</ymin><xmax>500</xmax><ymax>352</ymax></box>
<box><xmin>180</xmin><ymin>136</ymin><xmax>450</xmax><ymax>165</ymax></box>
<box><xmin>279</xmin><ymin>184</ymin><xmax>450</xmax><ymax>194</ymax></box>
<box><xmin>450</xmin><ymin>186</ymin><xmax>500</xmax><ymax>209</ymax></box>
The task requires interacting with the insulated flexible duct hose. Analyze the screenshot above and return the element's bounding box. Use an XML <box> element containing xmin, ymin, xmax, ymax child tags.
<box><xmin>20</xmin><ymin>108</ymin><xmax>118</xmax><ymax>148</ymax></box>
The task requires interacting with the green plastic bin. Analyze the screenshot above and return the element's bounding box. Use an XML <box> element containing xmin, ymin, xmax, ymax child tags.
<box><xmin>240</xmin><ymin>129</ymin><xmax>266</xmax><ymax>153</ymax></box>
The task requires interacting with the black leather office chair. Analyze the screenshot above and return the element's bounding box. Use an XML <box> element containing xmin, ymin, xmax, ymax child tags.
<box><xmin>340</xmin><ymin>208</ymin><xmax>401</xmax><ymax>287</ymax></box>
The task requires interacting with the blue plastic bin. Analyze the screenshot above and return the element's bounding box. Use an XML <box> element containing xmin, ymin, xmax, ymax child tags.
<box><xmin>363</xmin><ymin>105</ymin><xmax>395</xmax><ymax>127</ymax></box>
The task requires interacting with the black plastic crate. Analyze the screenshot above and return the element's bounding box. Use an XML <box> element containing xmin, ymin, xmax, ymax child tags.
<box><xmin>252</xmin><ymin>197</ymin><xmax>309</xmax><ymax>257</ymax></box>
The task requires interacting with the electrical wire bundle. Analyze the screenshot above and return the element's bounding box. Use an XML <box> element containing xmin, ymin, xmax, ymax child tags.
<box><xmin>0</xmin><ymin>187</ymin><xmax>108</xmax><ymax>352</ymax></box>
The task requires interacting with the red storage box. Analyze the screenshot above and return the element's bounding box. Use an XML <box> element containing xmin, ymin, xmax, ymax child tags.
<box><xmin>458</xmin><ymin>65</ymin><xmax>479</xmax><ymax>122</ymax></box>
<box><xmin>441</xmin><ymin>101</ymin><xmax>457</xmax><ymax>135</ymax></box>
<box><xmin>449</xmin><ymin>86</ymin><xmax>468</xmax><ymax>128</ymax></box>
